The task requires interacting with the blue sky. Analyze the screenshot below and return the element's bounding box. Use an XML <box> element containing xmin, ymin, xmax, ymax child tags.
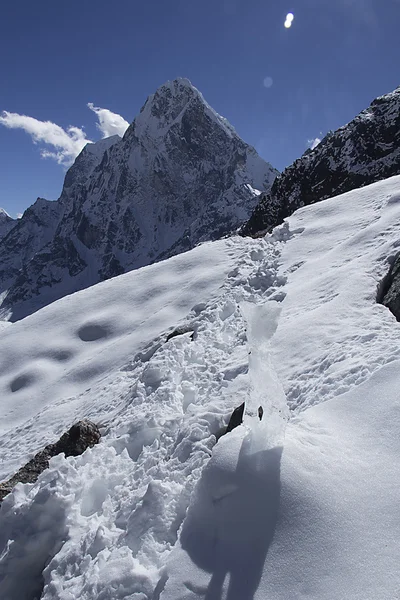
<box><xmin>1</xmin><ymin>0</ymin><xmax>399</xmax><ymax>217</ymax></box>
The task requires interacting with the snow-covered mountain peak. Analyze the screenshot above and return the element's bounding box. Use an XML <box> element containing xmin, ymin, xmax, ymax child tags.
<box><xmin>0</xmin><ymin>208</ymin><xmax>11</xmax><ymax>221</ymax></box>
<box><xmin>130</xmin><ymin>77</ymin><xmax>237</xmax><ymax>142</ymax></box>
<box><xmin>0</xmin><ymin>80</ymin><xmax>277</xmax><ymax>321</ymax></box>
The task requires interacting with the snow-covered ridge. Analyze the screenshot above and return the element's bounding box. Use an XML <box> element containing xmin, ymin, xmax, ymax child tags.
<box><xmin>0</xmin><ymin>78</ymin><xmax>277</xmax><ymax>321</ymax></box>
<box><xmin>243</xmin><ymin>84</ymin><xmax>400</xmax><ymax>235</ymax></box>
<box><xmin>1</xmin><ymin>174</ymin><xmax>400</xmax><ymax>599</ymax></box>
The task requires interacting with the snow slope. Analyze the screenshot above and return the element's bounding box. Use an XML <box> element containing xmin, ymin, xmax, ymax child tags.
<box><xmin>1</xmin><ymin>175</ymin><xmax>400</xmax><ymax>599</ymax></box>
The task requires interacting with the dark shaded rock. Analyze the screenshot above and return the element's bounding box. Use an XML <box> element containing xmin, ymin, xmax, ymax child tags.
<box><xmin>241</xmin><ymin>86</ymin><xmax>400</xmax><ymax>236</ymax></box>
<box><xmin>0</xmin><ymin>420</ymin><xmax>101</xmax><ymax>502</ymax></box>
<box><xmin>225</xmin><ymin>402</ymin><xmax>245</xmax><ymax>434</ymax></box>
<box><xmin>166</xmin><ymin>326</ymin><xmax>195</xmax><ymax>342</ymax></box>
<box><xmin>378</xmin><ymin>253</ymin><xmax>400</xmax><ymax>321</ymax></box>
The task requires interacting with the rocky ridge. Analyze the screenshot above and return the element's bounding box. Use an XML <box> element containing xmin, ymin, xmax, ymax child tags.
<box><xmin>242</xmin><ymin>86</ymin><xmax>400</xmax><ymax>235</ymax></box>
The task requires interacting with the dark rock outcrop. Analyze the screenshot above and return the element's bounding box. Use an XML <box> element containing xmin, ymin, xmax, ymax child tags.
<box><xmin>225</xmin><ymin>402</ymin><xmax>245</xmax><ymax>434</ymax></box>
<box><xmin>378</xmin><ymin>253</ymin><xmax>400</xmax><ymax>321</ymax></box>
<box><xmin>242</xmin><ymin>86</ymin><xmax>400</xmax><ymax>236</ymax></box>
<box><xmin>0</xmin><ymin>420</ymin><xmax>101</xmax><ymax>502</ymax></box>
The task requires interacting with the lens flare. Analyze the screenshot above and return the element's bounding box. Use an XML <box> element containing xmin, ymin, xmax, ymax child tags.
<box><xmin>284</xmin><ymin>12</ymin><xmax>294</xmax><ymax>28</ymax></box>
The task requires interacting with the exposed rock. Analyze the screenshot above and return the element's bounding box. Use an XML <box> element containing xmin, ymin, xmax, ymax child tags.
<box><xmin>0</xmin><ymin>420</ymin><xmax>101</xmax><ymax>502</ymax></box>
<box><xmin>242</xmin><ymin>86</ymin><xmax>400</xmax><ymax>236</ymax></box>
<box><xmin>225</xmin><ymin>402</ymin><xmax>245</xmax><ymax>434</ymax></box>
<box><xmin>378</xmin><ymin>253</ymin><xmax>400</xmax><ymax>321</ymax></box>
<box><xmin>166</xmin><ymin>326</ymin><xmax>195</xmax><ymax>342</ymax></box>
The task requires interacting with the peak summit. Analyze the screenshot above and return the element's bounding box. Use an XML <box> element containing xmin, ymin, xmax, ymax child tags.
<box><xmin>0</xmin><ymin>208</ymin><xmax>12</xmax><ymax>221</ymax></box>
<box><xmin>132</xmin><ymin>78</ymin><xmax>237</xmax><ymax>141</ymax></box>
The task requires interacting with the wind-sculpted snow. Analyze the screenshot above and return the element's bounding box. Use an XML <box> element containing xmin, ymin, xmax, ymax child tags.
<box><xmin>2</xmin><ymin>175</ymin><xmax>400</xmax><ymax>598</ymax></box>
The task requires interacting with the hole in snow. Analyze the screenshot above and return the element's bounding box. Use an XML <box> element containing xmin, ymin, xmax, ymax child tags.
<box><xmin>10</xmin><ymin>372</ymin><xmax>35</xmax><ymax>392</ymax></box>
<box><xmin>39</xmin><ymin>348</ymin><xmax>74</xmax><ymax>362</ymax></box>
<box><xmin>78</xmin><ymin>322</ymin><xmax>112</xmax><ymax>342</ymax></box>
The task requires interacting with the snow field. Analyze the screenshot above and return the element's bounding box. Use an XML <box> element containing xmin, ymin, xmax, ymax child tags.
<box><xmin>0</xmin><ymin>234</ymin><xmax>285</xmax><ymax>599</ymax></box>
<box><xmin>273</xmin><ymin>175</ymin><xmax>400</xmax><ymax>412</ymax></box>
<box><xmin>1</xmin><ymin>175</ymin><xmax>400</xmax><ymax>598</ymax></box>
<box><xmin>0</xmin><ymin>239</ymin><xmax>243</xmax><ymax>480</ymax></box>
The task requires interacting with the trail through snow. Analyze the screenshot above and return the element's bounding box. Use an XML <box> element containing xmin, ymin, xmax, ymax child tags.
<box><xmin>0</xmin><ymin>234</ymin><xmax>287</xmax><ymax>600</ymax></box>
<box><xmin>1</xmin><ymin>175</ymin><xmax>400</xmax><ymax>599</ymax></box>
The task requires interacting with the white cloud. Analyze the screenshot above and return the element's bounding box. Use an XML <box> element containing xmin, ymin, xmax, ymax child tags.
<box><xmin>0</xmin><ymin>111</ymin><xmax>91</xmax><ymax>166</ymax></box>
<box><xmin>87</xmin><ymin>103</ymin><xmax>129</xmax><ymax>138</ymax></box>
<box><xmin>308</xmin><ymin>137</ymin><xmax>322</xmax><ymax>150</ymax></box>
<box><xmin>0</xmin><ymin>103</ymin><xmax>129</xmax><ymax>167</ymax></box>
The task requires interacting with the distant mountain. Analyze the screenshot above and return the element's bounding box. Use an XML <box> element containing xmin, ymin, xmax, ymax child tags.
<box><xmin>0</xmin><ymin>209</ymin><xmax>16</xmax><ymax>241</ymax></box>
<box><xmin>0</xmin><ymin>78</ymin><xmax>277</xmax><ymax>321</ymax></box>
<box><xmin>242</xmin><ymin>86</ymin><xmax>400</xmax><ymax>236</ymax></box>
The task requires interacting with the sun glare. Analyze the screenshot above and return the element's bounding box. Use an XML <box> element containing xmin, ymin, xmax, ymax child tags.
<box><xmin>284</xmin><ymin>12</ymin><xmax>294</xmax><ymax>28</ymax></box>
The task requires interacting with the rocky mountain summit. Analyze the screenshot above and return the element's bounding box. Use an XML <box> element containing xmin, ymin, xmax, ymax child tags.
<box><xmin>0</xmin><ymin>78</ymin><xmax>277</xmax><ymax>321</ymax></box>
<box><xmin>242</xmin><ymin>86</ymin><xmax>400</xmax><ymax>235</ymax></box>
<box><xmin>0</xmin><ymin>209</ymin><xmax>16</xmax><ymax>241</ymax></box>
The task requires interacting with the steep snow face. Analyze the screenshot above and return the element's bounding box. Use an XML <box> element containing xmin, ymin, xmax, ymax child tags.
<box><xmin>0</xmin><ymin>78</ymin><xmax>277</xmax><ymax>321</ymax></box>
<box><xmin>243</xmin><ymin>85</ymin><xmax>400</xmax><ymax>235</ymax></box>
<box><xmin>0</xmin><ymin>209</ymin><xmax>16</xmax><ymax>241</ymax></box>
<box><xmin>1</xmin><ymin>175</ymin><xmax>400</xmax><ymax>599</ymax></box>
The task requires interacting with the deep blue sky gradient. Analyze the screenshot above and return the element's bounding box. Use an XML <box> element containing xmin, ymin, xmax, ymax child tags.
<box><xmin>1</xmin><ymin>0</ymin><xmax>399</xmax><ymax>216</ymax></box>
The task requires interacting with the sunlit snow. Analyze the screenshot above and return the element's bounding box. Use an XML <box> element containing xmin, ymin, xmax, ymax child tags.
<box><xmin>1</xmin><ymin>175</ymin><xmax>400</xmax><ymax>599</ymax></box>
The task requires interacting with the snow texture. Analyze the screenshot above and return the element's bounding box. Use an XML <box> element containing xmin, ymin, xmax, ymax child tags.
<box><xmin>1</xmin><ymin>175</ymin><xmax>400</xmax><ymax>599</ymax></box>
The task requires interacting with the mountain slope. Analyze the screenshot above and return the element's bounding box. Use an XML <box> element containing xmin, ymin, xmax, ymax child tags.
<box><xmin>0</xmin><ymin>78</ymin><xmax>277</xmax><ymax>321</ymax></box>
<box><xmin>242</xmin><ymin>85</ymin><xmax>400</xmax><ymax>235</ymax></box>
<box><xmin>1</xmin><ymin>175</ymin><xmax>400</xmax><ymax>599</ymax></box>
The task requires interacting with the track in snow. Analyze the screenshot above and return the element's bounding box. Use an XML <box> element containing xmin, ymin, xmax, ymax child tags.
<box><xmin>0</xmin><ymin>236</ymin><xmax>288</xmax><ymax>600</ymax></box>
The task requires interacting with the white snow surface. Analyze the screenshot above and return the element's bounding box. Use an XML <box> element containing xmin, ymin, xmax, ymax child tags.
<box><xmin>1</xmin><ymin>175</ymin><xmax>400</xmax><ymax>599</ymax></box>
